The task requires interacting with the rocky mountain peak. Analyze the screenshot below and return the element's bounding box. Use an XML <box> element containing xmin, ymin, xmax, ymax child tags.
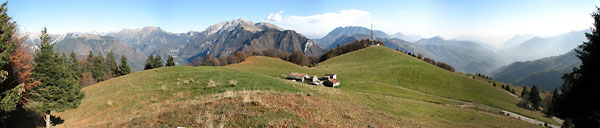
<box><xmin>203</xmin><ymin>19</ymin><xmax>285</xmax><ymax>36</ymax></box>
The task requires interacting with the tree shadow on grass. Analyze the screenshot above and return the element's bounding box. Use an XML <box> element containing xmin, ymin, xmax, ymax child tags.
<box><xmin>2</xmin><ymin>106</ymin><xmax>64</xmax><ymax>128</ymax></box>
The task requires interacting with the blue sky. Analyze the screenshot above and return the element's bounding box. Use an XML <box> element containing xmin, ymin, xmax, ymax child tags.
<box><xmin>7</xmin><ymin>0</ymin><xmax>600</xmax><ymax>44</ymax></box>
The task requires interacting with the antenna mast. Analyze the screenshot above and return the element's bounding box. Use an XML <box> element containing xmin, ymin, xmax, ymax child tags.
<box><xmin>370</xmin><ymin>23</ymin><xmax>373</xmax><ymax>41</ymax></box>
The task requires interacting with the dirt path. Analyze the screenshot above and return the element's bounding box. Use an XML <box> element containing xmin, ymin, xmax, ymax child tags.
<box><xmin>501</xmin><ymin>110</ymin><xmax>560</xmax><ymax>128</ymax></box>
<box><xmin>369</xmin><ymin>81</ymin><xmax>560</xmax><ymax>127</ymax></box>
<box><xmin>502</xmin><ymin>88</ymin><xmax>519</xmax><ymax>99</ymax></box>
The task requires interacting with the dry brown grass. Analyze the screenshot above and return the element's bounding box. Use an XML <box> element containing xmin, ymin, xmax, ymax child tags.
<box><xmin>207</xmin><ymin>79</ymin><xmax>217</xmax><ymax>88</ymax></box>
<box><xmin>228</xmin><ymin>79</ymin><xmax>237</xmax><ymax>87</ymax></box>
<box><xmin>103</xmin><ymin>90</ymin><xmax>418</xmax><ymax>127</ymax></box>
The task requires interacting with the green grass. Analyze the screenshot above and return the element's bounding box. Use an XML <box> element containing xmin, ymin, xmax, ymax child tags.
<box><xmin>54</xmin><ymin>66</ymin><xmax>307</xmax><ymax>127</ymax></box>
<box><xmin>227</xmin><ymin>46</ymin><xmax>557</xmax><ymax>125</ymax></box>
<box><xmin>54</xmin><ymin>46</ymin><xmax>547</xmax><ymax>127</ymax></box>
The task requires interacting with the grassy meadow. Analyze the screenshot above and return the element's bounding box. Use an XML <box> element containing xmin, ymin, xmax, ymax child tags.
<box><xmin>53</xmin><ymin>46</ymin><xmax>551</xmax><ymax>127</ymax></box>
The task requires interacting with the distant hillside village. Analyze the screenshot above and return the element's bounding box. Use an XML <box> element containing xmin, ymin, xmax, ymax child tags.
<box><xmin>287</xmin><ymin>72</ymin><xmax>340</xmax><ymax>87</ymax></box>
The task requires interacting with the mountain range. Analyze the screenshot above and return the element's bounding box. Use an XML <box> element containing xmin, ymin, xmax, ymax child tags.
<box><xmin>21</xmin><ymin>19</ymin><xmax>324</xmax><ymax>70</ymax></box>
<box><xmin>315</xmin><ymin>26</ymin><xmax>390</xmax><ymax>49</ymax></box>
<box><xmin>19</xmin><ymin>19</ymin><xmax>586</xmax><ymax>81</ymax></box>
<box><xmin>316</xmin><ymin>29</ymin><xmax>503</xmax><ymax>74</ymax></box>
<box><xmin>179</xmin><ymin>19</ymin><xmax>324</xmax><ymax>61</ymax></box>
<box><xmin>499</xmin><ymin>29</ymin><xmax>588</xmax><ymax>62</ymax></box>
<box><xmin>492</xmin><ymin>50</ymin><xmax>581</xmax><ymax>90</ymax></box>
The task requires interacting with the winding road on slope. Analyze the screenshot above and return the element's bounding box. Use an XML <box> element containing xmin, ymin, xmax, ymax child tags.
<box><xmin>368</xmin><ymin>81</ymin><xmax>561</xmax><ymax>128</ymax></box>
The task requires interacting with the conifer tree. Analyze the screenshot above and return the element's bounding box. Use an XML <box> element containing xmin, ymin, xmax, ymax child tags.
<box><xmin>144</xmin><ymin>54</ymin><xmax>154</xmax><ymax>70</ymax></box>
<box><xmin>520</xmin><ymin>87</ymin><xmax>529</xmax><ymax>98</ymax></box>
<box><xmin>92</xmin><ymin>52</ymin><xmax>106</xmax><ymax>81</ymax></box>
<box><xmin>547</xmin><ymin>88</ymin><xmax>559</xmax><ymax>116</ymax></box>
<box><xmin>0</xmin><ymin>1</ymin><xmax>20</xmax><ymax>123</ymax></box>
<box><xmin>154</xmin><ymin>54</ymin><xmax>163</xmax><ymax>68</ymax></box>
<box><xmin>554</xmin><ymin>7</ymin><xmax>600</xmax><ymax>127</ymax></box>
<box><xmin>28</xmin><ymin>27</ymin><xmax>84</xmax><ymax>128</ymax></box>
<box><xmin>85</xmin><ymin>51</ymin><xmax>94</xmax><ymax>72</ymax></box>
<box><xmin>105</xmin><ymin>51</ymin><xmax>117</xmax><ymax>77</ymax></box>
<box><xmin>528</xmin><ymin>85</ymin><xmax>541</xmax><ymax>110</ymax></box>
<box><xmin>166</xmin><ymin>55</ymin><xmax>175</xmax><ymax>66</ymax></box>
<box><xmin>117</xmin><ymin>55</ymin><xmax>131</xmax><ymax>76</ymax></box>
<box><xmin>69</xmin><ymin>51</ymin><xmax>81</xmax><ymax>80</ymax></box>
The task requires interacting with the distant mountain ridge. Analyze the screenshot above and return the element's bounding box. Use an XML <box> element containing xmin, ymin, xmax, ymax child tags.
<box><xmin>415</xmin><ymin>36</ymin><xmax>491</xmax><ymax>50</ymax></box>
<box><xmin>318</xmin><ymin>31</ymin><xmax>504</xmax><ymax>74</ymax></box>
<box><xmin>53</xmin><ymin>33</ymin><xmax>147</xmax><ymax>71</ymax></box>
<box><xmin>384</xmin><ymin>37</ymin><xmax>504</xmax><ymax>74</ymax></box>
<box><xmin>316</xmin><ymin>26</ymin><xmax>390</xmax><ymax>49</ymax></box>
<box><xmin>179</xmin><ymin>19</ymin><xmax>324</xmax><ymax>61</ymax></box>
<box><xmin>499</xmin><ymin>29</ymin><xmax>589</xmax><ymax>62</ymax></box>
<box><xmin>492</xmin><ymin>50</ymin><xmax>580</xmax><ymax>90</ymax></box>
<box><xmin>392</xmin><ymin>32</ymin><xmax>422</xmax><ymax>42</ymax></box>
<box><xmin>106</xmin><ymin>26</ymin><xmax>191</xmax><ymax>63</ymax></box>
<box><xmin>22</xmin><ymin>19</ymin><xmax>324</xmax><ymax>71</ymax></box>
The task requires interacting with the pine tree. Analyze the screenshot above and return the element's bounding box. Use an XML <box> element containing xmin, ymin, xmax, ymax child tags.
<box><xmin>85</xmin><ymin>51</ymin><xmax>94</xmax><ymax>72</ymax></box>
<box><xmin>154</xmin><ymin>54</ymin><xmax>163</xmax><ymax>68</ymax></box>
<box><xmin>92</xmin><ymin>52</ymin><xmax>106</xmax><ymax>81</ymax></box>
<box><xmin>528</xmin><ymin>85</ymin><xmax>541</xmax><ymax>110</ymax></box>
<box><xmin>144</xmin><ymin>54</ymin><xmax>154</xmax><ymax>70</ymax></box>
<box><xmin>0</xmin><ymin>1</ymin><xmax>20</xmax><ymax>122</ymax></box>
<box><xmin>554</xmin><ymin>7</ymin><xmax>600</xmax><ymax>127</ymax></box>
<box><xmin>69</xmin><ymin>51</ymin><xmax>81</xmax><ymax>80</ymax></box>
<box><xmin>28</xmin><ymin>27</ymin><xmax>84</xmax><ymax>128</ymax></box>
<box><xmin>105</xmin><ymin>51</ymin><xmax>117</xmax><ymax>77</ymax></box>
<box><xmin>547</xmin><ymin>88</ymin><xmax>559</xmax><ymax>116</ymax></box>
<box><xmin>117</xmin><ymin>55</ymin><xmax>131</xmax><ymax>76</ymax></box>
<box><xmin>166</xmin><ymin>55</ymin><xmax>175</xmax><ymax>66</ymax></box>
<box><xmin>520</xmin><ymin>87</ymin><xmax>529</xmax><ymax>98</ymax></box>
<box><xmin>517</xmin><ymin>86</ymin><xmax>531</xmax><ymax>109</ymax></box>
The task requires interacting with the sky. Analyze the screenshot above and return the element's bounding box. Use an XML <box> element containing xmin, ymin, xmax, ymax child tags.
<box><xmin>7</xmin><ymin>0</ymin><xmax>600</xmax><ymax>45</ymax></box>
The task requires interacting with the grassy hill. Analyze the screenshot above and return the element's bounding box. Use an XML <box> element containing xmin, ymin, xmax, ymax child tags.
<box><xmin>54</xmin><ymin>46</ymin><xmax>552</xmax><ymax>127</ymax></box>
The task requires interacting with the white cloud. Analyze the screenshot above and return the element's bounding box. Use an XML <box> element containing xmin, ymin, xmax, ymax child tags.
<box><xmin>265</xmin><ymin>9</ymin><xmax>373</xmax><ymax>38</ymax></box>
<box><xmin>266</xmin><ymin>11</ymin><xmax>283</xmax><ymax>22</ymax></box>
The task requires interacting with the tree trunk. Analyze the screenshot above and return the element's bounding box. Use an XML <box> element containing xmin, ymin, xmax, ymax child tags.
<box><xmin>44</xmin><ymin>110</ymin><xmax>51</xmax><ymax>128</ymax></box>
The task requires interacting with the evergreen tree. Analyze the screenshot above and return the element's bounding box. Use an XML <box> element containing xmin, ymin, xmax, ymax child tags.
<box><xmin>69</xmin><ymin>51</ymin><xmax>81</xmax><ymax>80</ymax></box>
<box><xmin>117</xmin><ymin>55</ymin><xmax>131</xmax><ymax>76</ymax></box>
<box><xmin>166</xmin><ymin>55</ymin><xmax>175</xmax><ymax>66</ymax></box>
<box><xmin>154</xmin><ymin>54</ymin><xmax>162</xmax><ymax>68</ymax></box>
<box><xmin>547</xmin><ymin>88</ymin><xmax>559</xmax><ymax>116</ymax></box>
<box><xmin>59</xmin><ymin>53</ymin><xmax>67</xmax><ymax>65</ymax></box>
<box><xmin>92</xmin><ymin>52</ymin><xmax>106</xmax><ymax>81</ymax></box>
<box><xmin>28</xmin><ymin>27</ymin><xmax>84</xmax><ymax>128</ymax></box>
<box><xmin>0</xmin><ymin>1</ymin><xmax>20</xmax><ymax>123</ymax></box>
<box><xmin>144</xmin><ymin>54</ymin><xmax>154</xmax><ymax>70</ymax></box>
<box><xmin>105</xmin><ymin>51</ymin><xmax>117</xmax><ymax>77</ymax></box>
<box><xmin>528</xmin><ymin>85</ymin><xmax>541</xmax><ymax>110</ymax></box>
<box><xmin>517</xmin><ymin>86</ymin><xmax>531</xmax><ymax>109</ymax></box>
<box><xmin>554</xmin><ymin>7</ymin><xmax>600</xmax><ymax>127</ymax></box>
<box><xmin>85</xmin><ymin>51</ymin><xmax>94</xmax><ymax>72</ymax></box>
<box><xmin>520</xmin><ymin>87</ymin><xmax>529</xmax><ymax>98</ymax></box>
<box><xmin>505</xmin><ymin>85</ymin><xmax>511</xmax><ymax>92</ymax></box>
